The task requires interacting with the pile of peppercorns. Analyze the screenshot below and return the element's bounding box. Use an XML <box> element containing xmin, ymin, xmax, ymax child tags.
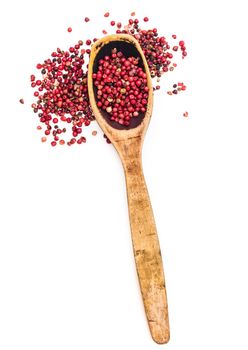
<box><xmin>93</xmin><ymin>48</ymin><xmax>148</xmax><ymax>126</ymax></box>
<box><xmin>27</xmin><ymin>11</ymin><xmax>187</xmax><ymax>146</ymax></box>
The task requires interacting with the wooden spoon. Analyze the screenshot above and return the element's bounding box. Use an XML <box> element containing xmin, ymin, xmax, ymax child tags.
<box><xmin>88</xmin><ymin>34</ymin><xmax>170</xmax><ymax>344</ymax></box>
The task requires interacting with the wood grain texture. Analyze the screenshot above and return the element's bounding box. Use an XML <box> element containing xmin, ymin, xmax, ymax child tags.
<box><xmin>88</xmin><ymin>34</ymin><xmax>170</xmax><ymax>344</ymax></box>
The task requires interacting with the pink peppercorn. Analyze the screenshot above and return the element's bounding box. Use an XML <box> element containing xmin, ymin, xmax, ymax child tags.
<box><xmin>93</xmin><ymin>48</ymin><xmax>148</xmax><ymax>126</ymax></box>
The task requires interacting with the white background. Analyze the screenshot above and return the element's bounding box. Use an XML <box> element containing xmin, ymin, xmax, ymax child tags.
<box><xmin>0</xmin><ymin>0</ymin><xmax>248</xmax><ymax>349</ymax></box>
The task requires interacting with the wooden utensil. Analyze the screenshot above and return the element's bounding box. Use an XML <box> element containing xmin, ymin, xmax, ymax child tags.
<box><xmin>88</xmin><ymin>34</ymin><xmax>170</xmax><ymax>344</ymax></box>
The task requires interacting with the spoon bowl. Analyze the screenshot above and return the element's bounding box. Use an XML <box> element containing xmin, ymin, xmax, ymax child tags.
<box><xmin>88</xmin><ymin>34</ymin><xmax>170</xmax><ymax>344</ymax></box>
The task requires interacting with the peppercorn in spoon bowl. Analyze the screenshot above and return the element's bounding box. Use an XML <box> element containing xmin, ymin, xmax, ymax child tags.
<box><xmin>88</xmin><ymin>34</ymin><xmax>170</xmax><ymax>344</ymax></box>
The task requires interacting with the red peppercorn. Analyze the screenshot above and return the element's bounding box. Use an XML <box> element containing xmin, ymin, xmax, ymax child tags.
<box><xmin>104</xmin><ymin>12</ymin><xmax>110</xmax><ymax>17</ymax></box>
<box><xmin>67</xmin><ymin>27</ymin><xmax>72</xmax><ymax>32</ymax></box>
<box><xmin>93</xmin><ymin>48</ymin><xmax>148</xmax><ymax>126</ymax></box>
<box><xmin>84</xmin><ymin>17</ymin><xmax>90</xmax><ymax>22</ymax></box>
<box><xmin>86</xmin><ymin>39</ymin><xmax>91</xmax><ymax>46</ymax></box>
<box><xmin>179</xmin><ymin>40</ymin><xmax>185</xmax><ymax>46</ymax></box>
<box><xmin>110</xmin><ymin>21</ymin><xmax>115</xmax><ymax>26</ymax></box>
<box><xmin>143</xmin><ymin>17</ymin><xmax>149</xmax><ymax>22</ymax></box>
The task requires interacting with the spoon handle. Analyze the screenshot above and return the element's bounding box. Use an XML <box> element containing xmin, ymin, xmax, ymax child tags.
<box><xmin>122</xmin><ymin>152</ymin><xmax>170</xmax><ymax>344</ymax></box>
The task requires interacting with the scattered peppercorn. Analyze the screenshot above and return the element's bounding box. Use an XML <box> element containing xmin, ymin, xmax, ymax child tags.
<box><xmin>67</xmin><ymin>27</ymin><xmax>72</xmax><ymax>32</ymax></box>
<box><xmin>30</xmin><ymin>38</ymin><xmax>93</xmax><ymax>146</ymax></box>
<box><xmin>104</xmin><ymin>12</ymin><xmax>110</xmax><ymax>17</ymax></box>
<box><xmin>167</xmin><ymin>82</ymin><xmax>187</xmax><ymax>95</ymax></box>
<box><xmin>19</xmin><ymin>98</ymin><xmax>24</xmax><ymax>104</ymax></box>
<box><xmin>85</xmin><ymin>17</ymin><xmax>90</xmax><ymax>22</ymax></box>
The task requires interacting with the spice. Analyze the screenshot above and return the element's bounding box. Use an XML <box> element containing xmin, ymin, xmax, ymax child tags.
<box><xmin>179</xmin><ymin>40</ymin><xmax>187</xmax><ymax>58</ymax></box>
<box><xmin>183</xmin><ymin>111</ymin><xmax>189</xmax><ymax>117</ymax></box>
<box><xmin>93</xmin><ymin>48</ymin><xmax>148</xmax><ymax>126</ymax></box>
<box><xmin>30</xmin><ymin>39</ymin><xmax>93</xmax><ymax>146</ymax></box>
<box><xmin>167</xmin><ymin>82</ymin><xmax>187</xmax><ymax>95</ymax></box>
<box><xmin>19</xmin><ymin>98</ymin><xmax>24</xmax><ymax>104</ymax></box>
<box><xmin>92</xmin><ymin>130</ymin><xmax>97</xmax><ymax>136</ymax></box>
<box><xmin>29</xmin><ymin>11</ymin><xmax>188</xmax><ymax>146</ymax></box>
